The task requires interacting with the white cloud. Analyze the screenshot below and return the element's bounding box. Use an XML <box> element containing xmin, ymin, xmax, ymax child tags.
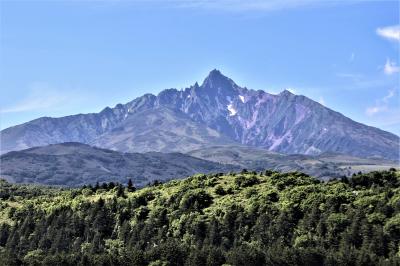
<box><xmin>366</xmin><ymin>89</ymin><xmax>396</xmax><ymax>116</ymax></box>
<box><xmin>366</xmin><ymin>105</ymin><xmax>387</xmax><ymax>116</ymax></box>
<box><xmin>0</xmin><ymin>83</ymin><xmax>77</xmax><ymax>114</ymax></box>
<box><xmin>376</xmin><ymin>25</ymin><xmax>400</xmax><ymax>42</ymax></box>
<box><xmin>384</xmin><ymin>58</ymin><xmax>400</xmax><ymax>75</ymax></box>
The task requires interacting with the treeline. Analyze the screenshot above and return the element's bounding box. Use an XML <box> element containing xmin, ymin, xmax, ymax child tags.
<box><xmin>0</xmin><ymin>169</ymin><xmax>399</xmax><ymax>265</ymax></box>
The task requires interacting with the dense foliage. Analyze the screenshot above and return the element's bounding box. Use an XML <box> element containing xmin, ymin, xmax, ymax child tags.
<box><xmin>0</xmin><ymin>169</ymin><xmax>399</xmax><ymax>265</ymax></box>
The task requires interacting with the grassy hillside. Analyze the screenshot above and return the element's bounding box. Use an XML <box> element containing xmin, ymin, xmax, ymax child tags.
<box><xmin>0</xmin><ymin>169</ymin><xmax>399</xmax><ymax>265</ymax></box>
<box><xmin>188</xmin><ymin>145</ymin><xmax>399</xmax><ymax>180</ymax></box>
<box><xmin>0</xmin><ymin>143</ymin><xmax>237</xmax><ymax>187</ymax></box>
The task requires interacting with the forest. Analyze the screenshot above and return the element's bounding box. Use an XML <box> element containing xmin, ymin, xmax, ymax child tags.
<box><xmin>0</xmin><ymin>169</ymin><xmax>399</xmax><ymax>266</ymax></box>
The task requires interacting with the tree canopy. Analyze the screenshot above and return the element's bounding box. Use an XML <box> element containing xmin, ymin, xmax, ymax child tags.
<box><xmin>0</xmin><ymin>169</ymin><xmax>399</xmax><ymax>265</ymax></box>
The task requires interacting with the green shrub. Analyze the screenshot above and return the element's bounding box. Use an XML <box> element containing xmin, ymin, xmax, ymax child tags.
<box><xmin>234</xmin><ymin>175</ymin><xmax>259</xmax><ymax>188</ymax></box>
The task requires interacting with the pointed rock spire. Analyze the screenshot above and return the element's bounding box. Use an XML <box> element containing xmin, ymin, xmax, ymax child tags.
<box><xmin>201</xmin><ymin>69</ymin><xmax>237</xmax><ymax>89</ymax></box>
<box><xmin>280</xmin><ymin>89</ymin><xmax>295</xmax><ymax>96</ymax></box>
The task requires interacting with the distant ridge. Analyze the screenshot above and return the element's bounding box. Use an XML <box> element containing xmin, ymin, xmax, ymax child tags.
<box><xmin>0</xmin><ymin>142</ymin><xmax>237</xmax><ymax>187</ymax></box>
<box><xmin>1</xmin><ymin>143</ymin><xmax>397</xmax><ymax>187</ymax></box>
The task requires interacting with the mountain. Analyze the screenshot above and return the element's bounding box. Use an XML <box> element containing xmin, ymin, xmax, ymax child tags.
<box><xmin>0</xmin><ymin>142</ymin><xmax>237</xmax><ymax>187</ymax></box>
<box><xmin>1</xmin><ymin>69</ymin><xmax>399</xmax><ymax>159</ymax></box>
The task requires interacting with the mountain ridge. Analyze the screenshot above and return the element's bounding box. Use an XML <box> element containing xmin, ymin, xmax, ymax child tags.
<box><xmin>1</xmin><ymin>143</ymin><xmax>398</xmax><ymax>187</ymax></box>
<box><xmin>0</xmin><ymin>142</ymin><xmax>238</xmax><ymax>187</ymax></box>
<box><xmin>1</xmin><ymin>70</ymin><xmax>399</xmax><ymax>159</ymax></box>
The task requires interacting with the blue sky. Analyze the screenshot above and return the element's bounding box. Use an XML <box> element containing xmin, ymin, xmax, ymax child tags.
<box><xmin>0</xmin><ymin>0</ymin><xmax>399</xmax><ymax>135</ymax></box>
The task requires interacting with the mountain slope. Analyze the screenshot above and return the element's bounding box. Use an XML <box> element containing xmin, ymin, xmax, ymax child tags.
<box><xmin>92</xmin><ymin>107</ymin><xmax>236</xmax><ymax>153</ymax></box>
<box><xmin>188</xmin><ymin>145</ymin><xmax>399</xmax><ymax>180</ymax></box>
<box><xmin>0</xmin><ymin>143</ymin><xmax>237</xmax><ymax>187</ymax></box>
<box><xmin>1</xmin><ymin>143</ymin><xmax>397</xmax><ymax>187</ymax></box>
<box><xmin>1</xmin><ymin>70</ymin><xmax>399</xmax><ymax>159</ymax></box>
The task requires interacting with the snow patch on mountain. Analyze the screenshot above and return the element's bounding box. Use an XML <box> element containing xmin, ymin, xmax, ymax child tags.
<box><xmin>239</xmin><ymin>95</ymin><xmax>245</xmax><ymax>103</ymax></box>
<box><xmin>227</xmin><ymin>102</ymin><xmax>237</xmax><ymax>116</ymax></box>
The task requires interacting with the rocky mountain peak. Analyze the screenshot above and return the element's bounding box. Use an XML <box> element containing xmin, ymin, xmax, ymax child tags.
<box><xmin>280</xmin><ymin>89</ymin><xmax>294</xmax><ymax>96</ymax></box>
<box><xmin>201</xmin><ymin>69</ymin><xmax>237</xmax><ymax>90</ymax></box>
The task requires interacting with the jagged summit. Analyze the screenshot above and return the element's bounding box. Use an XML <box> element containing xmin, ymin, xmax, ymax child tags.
<box><xmin>201</xmin><ymin>69</ymin><xmax>237</xmax><ymax>89</ymax></box>
<box><xmin>208</xmin><ymin>69</ymin><xmax>223</xmax><ymax>77</ymax></box>
<box><xmin>280</xmin><ymin>89</ymin><xmax>295</xmax><ymax>96</ymax></box>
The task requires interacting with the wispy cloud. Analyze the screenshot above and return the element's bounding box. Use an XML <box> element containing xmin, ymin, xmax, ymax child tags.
<box><xmin>376</xmin><ymin>25</ymin><xmax>400</xmax><ymax>42</ymax></box>
<box><xmin>384</xmin><ymin>58</ymin><xmax>400</xmax><ymax>75</ymax></box>
<box><xmin>366</xmin><ymin>106</ymin><xmax>387</xmax><ymax>116</ymax></box>
<box><xmin>366</xmin><ymin>89</ymin><xmax>396</xmax><ymax>116</ymax></box>
<box><xmin>0</xmin><ymin>83</ymin><xmax>79</xmax><ymax>114</ymax></box>
<box><xmin>335</xmin><ymin>71</ymin><xmax>397</xmax><ymax>91</ymax></box>
<box><xmin>336</xmin><ymin>72</ymin><xmax>363</xmax><ymax>80</ymax></box>
<box><xmin>349</xmin><ymin>52</ymin><xmax>355</xmax><ymax>63</ymax></box>
<box><xmin>166</xmin><ymin>0</ymin><xmax>364</xmax><ymax>12</ymax></box>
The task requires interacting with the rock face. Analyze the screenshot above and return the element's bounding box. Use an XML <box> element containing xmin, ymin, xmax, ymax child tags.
<box><xmin>1</xmin><ymin>69</ymin><xmax>399</xmax><ymax>160</ymax></box>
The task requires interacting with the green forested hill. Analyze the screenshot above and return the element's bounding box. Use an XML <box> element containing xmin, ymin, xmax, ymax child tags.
<box><xmin>0</xmin><ymin>170</ymin><xmax>399</xmax><ymax>265</ymax></box>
